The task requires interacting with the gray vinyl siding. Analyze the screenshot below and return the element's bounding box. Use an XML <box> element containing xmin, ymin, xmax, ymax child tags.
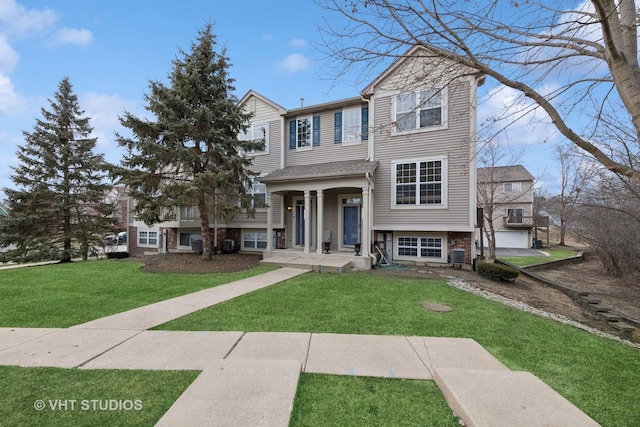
<box><xmin>228</xmin><ymin>193</ymin><xmax>283</xmax><ymax>228</ymax></box>
<box><xmin>372</xmin><ymin>81</ymin><xmax>473</xmax><ymax>230</ymax></box>
<box><xmin>285</xmin><ymin>107</ymin><xmax>369</xmax><ymax>167</ymax></box>
<box><xmin>248</xmin><ymin>119</ymin><xmax>281</xmax><ymax>174</ymax></box>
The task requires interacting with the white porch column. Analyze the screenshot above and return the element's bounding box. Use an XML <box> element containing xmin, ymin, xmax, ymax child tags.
<box><xmin>361</xmin><ymin>186</ymin><xmax>370</xmax><ymax>257</ymax></box>
<box><xmin>266</xmin><ymin>191</ymin><xmax>273</xmax><ymax>252</ymax></box>
<box><xmin>316</xmin><ymin>189</ymin><xmax>324</xmax><ymax>254</ymax></box>
<box><xmin>304</xmin><ymin>190</ymin><xmax>311</xmax><ymax>253</ymax></box>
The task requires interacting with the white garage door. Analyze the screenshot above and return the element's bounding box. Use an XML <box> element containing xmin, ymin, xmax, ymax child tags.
<box><xmin>494</xmin><ymin>231</ymin><xmax>529</xmax><ymax>248</ymax></box>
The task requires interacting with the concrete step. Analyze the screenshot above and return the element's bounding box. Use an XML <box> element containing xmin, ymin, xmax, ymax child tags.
<box><xmin>598</xmin><ymin>312</ymin><xmax>621</xmax><ymax>322</ymax></box>
<box><xmin>260</xmin><ymin>255</ymin><xmax>353</xmax><ymax>273</ymax></box>
<box><xmin>155</xmin><ymin>359</ymin><xmax>301</xmax><ymax>427</ymax></box>
<box><xmin>580</xmin><ymin>296</ymin><xmax>601</xmax><ymax>305</ymax></box>
<box><xmin>611</xmin><ymin>322</ymin><xmax>635</xmax><ymax>332</ymax></box>
<box><xmin>433</xmin><ymin>368</ymin><xmax>600</xmax><ymax>427</ymax></box>
<box><xmin>587</xmin><ymin>303</ymin><xmax>611</xmax><ymax>313</ymax></box>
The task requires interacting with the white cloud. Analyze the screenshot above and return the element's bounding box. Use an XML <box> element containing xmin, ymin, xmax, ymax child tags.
<box><xmin>0</xmin><ymin>35</ymin><xmax>18</xmax><ymax>73</ymax></box>
<box><xmin>80</xmin><ymin>92</ymin><xmax>142</xmax><ymax>163</ymax></box>
<box><xmin>0</xmin><ymin>72</ymin><xmax>28</xmax><ymax>115</ymax></box>
<box><xmin>289</xmin><ymin>38</ymin><xmax>306</xmax><ymax>48</ymax></box>
<box><xmin>277</xmin><ymin>53</ymin><xmax>310</xmax><ymax>75</ymax></box>
<box><xmin>479</xmin><ymin>84</ymin><xmax>560</xmax><ymax>146</ymax></box>
<box><xmin>51</xmin><ymin>27</ymin><xmax>93</xmax><ymax>47</ymax></box>
<box><xmin>0</xmin><ymin>0</ymin><xmax>59</xmax><ymax>37</ymax></box>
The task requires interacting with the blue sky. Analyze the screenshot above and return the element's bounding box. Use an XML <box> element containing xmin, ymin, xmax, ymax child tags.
<box><xmin>0</xmin><ymin>0</ymin><xmax>565</xmax><ymax>200</ymax></box>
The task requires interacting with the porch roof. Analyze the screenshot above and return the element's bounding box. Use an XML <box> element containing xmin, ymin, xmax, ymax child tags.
<box><xmin>261</xmin><ymin>160</ymin><xmax>378</xmax><ymax>183</ymax></box>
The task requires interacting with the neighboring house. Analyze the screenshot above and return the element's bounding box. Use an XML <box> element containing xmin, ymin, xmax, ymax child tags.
<box><xmin>104</xmin><ymin>186</ymin><xmax>128</xmax><ymax>231</ymax></box>
<box><xmin>477</xmin><ymin>165</ymin><xmax>535</xmax><ymax>248</ymax></box>
<box><xmin>129</xmin><ymin>45</ymin><xmax>483</xmax><ymax>267</ymax></box>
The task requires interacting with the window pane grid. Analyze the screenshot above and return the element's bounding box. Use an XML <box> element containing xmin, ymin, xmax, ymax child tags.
<box><xmin>243</xmin><ymin>232</ymin><xmax>268</xmax><ymax>249</ymax></box>
<box><xmin>396</xmin><ymin>161</ymin><xmax>442</xmax><ymax>205</ymax></box>
<box><xmin>343</xmin><ymin>108</ymin><xmax>361</xmax><ymax>142</ymax></box>
<box><xmin>398</xmin><ymin>237</ymin><xmax>418</xmax><ymax>256</ymax></box>
<box><xmin>395</xmin><ymin>89</ymin><xmax>443</xmax><ymax>131</ymax></box>
<box><xmin>297</xmin><ymin>118</ymin><xmax>311</xmax><ymax>148</ymax></box>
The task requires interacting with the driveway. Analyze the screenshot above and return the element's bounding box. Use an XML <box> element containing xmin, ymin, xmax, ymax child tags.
<box><xmin>492</xmin><ymin>248</ymin><xmax>546</xmax><ymax>257</ymax></box>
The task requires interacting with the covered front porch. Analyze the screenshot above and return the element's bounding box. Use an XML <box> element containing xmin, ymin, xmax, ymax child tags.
<box><xmin>261</xmin><ymin>160</ymin><xmax>378</xmax><ymax>270</ymax></box>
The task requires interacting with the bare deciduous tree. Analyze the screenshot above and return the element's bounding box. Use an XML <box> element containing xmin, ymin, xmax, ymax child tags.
<box><xmin>317</xmin><ymin>0</ymin><xmax>640</xmax><ymax>181</ymax></box>
<box><xmin>555</xmin><ymin>144</ymin><xmax>596</xmax><ymax>245</ymax></box>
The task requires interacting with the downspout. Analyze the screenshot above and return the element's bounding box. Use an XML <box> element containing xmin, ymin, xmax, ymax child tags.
<box><xmin>280</xmin><ymin>115</ymin><xmax>286</xmax><ymax>169</ymax></box>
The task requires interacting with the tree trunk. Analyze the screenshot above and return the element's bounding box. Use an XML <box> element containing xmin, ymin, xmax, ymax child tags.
<box><xmin>198</xmin><ymin>195</ymin><xmax>212</xmax><ymax>261</ymax></box>
<box><xmin>559</xmin><ymin>219</ymin><xmax>566</xmax><ymax>246</ymax></box>
<box><xmin>484</xmin><ymin>220</ymin><xmax>497</xmax><ymax>260</ymax></box>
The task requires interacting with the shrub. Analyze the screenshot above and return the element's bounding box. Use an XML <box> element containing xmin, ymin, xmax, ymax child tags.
<box><xmin>478</xmin><ymin>263</ymin><xmax>519</xmax><ymax>282</ymax></box>
<box><xmin>106</xmin><ymin>251</ymin><xmax>130</xmax><ymax>259</ymax></box>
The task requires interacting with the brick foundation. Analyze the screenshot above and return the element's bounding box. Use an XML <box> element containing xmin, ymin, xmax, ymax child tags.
<box><xmin>447</xmin><ymin>231</ymin><xmax>473</xmax><ymax>264</ymax></box>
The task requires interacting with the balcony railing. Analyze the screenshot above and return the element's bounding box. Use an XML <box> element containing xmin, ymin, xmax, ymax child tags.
<box><xmin>157</xmin><ymin>206</ymin><xmax>200</xmax><ymax>223</ymax></box>
<box><xmin>502</xmin><ymin>215</ymin><xmax>549</xmax><ymax>228</ymax></box>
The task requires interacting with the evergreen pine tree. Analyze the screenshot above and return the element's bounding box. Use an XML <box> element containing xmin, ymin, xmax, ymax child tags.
<box><xmin>115</xmin><ymin>24</ymin><xmax>259</xmax><ymax>260</ymax></box>
<box><xmin>0</xmin><ymin>77</ymin><xmax>115</xmax><ymax>262</ymax></box>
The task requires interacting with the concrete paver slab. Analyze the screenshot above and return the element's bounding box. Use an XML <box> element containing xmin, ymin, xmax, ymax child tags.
<box><xmin>407</xmin><ymin>337</ymin><xmax>509</xmax><ymax>372</ymax></box>
<box><xmin>435</xmin><ymin>368</ymin><xmax>600</xmax><ymax>427</ymax></box>
<box><xmin>0</xmin><ymin>328</ymin><xmax>138</xmax><ymax>368</ymax></box>
<box><xmin>304</xmin><ymin>333</ymin><xmax>431</xmax><ymax>379</ymax></box>
<box><xmin>170</xmin><ymin>288</ymin><xmax>251</xmax><ymax>307</ymax></box>
<box><xmin>226</xmin><ymin>332</ymin><xmax>311</xmax><ymax>365</ymax></box>
<box><xmin>81</xmin><ymin>331</ymin><xmax>243</xmax><ymax>370</ymax></box>
<box><xmin>71</xmin><ymin>301</ymin><xmax>203</xmax><ymax>331</ymax></box>
<box><xmin>0</xmin><ymin>328</ymin><xmax>61</xmax><ymax>351</ymax></box>
<box><xmin>72</xmin><ymin>267</ymin><xmax>309</xmax><ymax>331</ymax></box>
<box><xmin>155</xmin><ymin>359</ymin><xmax>301</xmax><ymax>427</ymax></box>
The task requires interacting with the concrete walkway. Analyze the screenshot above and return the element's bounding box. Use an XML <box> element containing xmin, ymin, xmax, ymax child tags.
<box><xmin>0</xmin><ymin>266</ymin><xmax>601</xmax><ymax>426</ymax></box>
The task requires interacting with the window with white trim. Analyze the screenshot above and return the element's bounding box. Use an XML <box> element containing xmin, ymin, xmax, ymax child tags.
<box><xmin>297</xmin><ymin>117</ymin><xmax>312</xmax><ymax>148</ymax></box>
<box><xmin>243</xmin><ymin>232</ymin><xmax>268</xmax><ymax>249</ymax></box>
<box><xmin>394</xmin><ymin>159</ymin><xmax>443</xmax><ymax>206</ymax></box>
<box><xmin>138</xmin><ymin>231</ymin><xmax>158</xmax><ymax>246</ymax></box>
<box><xmin>395</xmin><ymin>88</ymin><xmax>445</xmax><ymax>132</ymax></box>
<box><xmin>342</xmin><ymin>108</ymin><xmax>361</xmax><ymax>143</ymax></box>
<box><xmin>239</xmin><ymin>122</ymin><xmax>268</xmax><ymax>154</ymax></box>
<box><xmin>503</xmin><ymin>182</ymin><xmax>522</xmax><ymax>192</ymax></box>
<box><xmin>397</xmin><ymin>236</ymin><xmax>443</xmax><ymax>259</ymax></box>
<box><xmin>244</xmin><ymin>177</ymin><xmax>266</xmax><ymax>209</ymax></box>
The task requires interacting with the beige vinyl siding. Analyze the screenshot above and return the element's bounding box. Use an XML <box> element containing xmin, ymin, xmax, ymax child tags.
<box><xmin>248</xmin><ymin>120</ymin><xmax>281</xmax><ymax>173</ymax></box>
<box><xmin>285</xmin><ymin>107</ymin><xmax>369</xmax><ymax>167</ymax></box>
<box><xmin>322</xmin><ymin>189</ymin><xmax>340</xmax><ymax>251</ymax></box>
<box><xmin>228</xmin><ymin>193</ymin><xmax>283</xmax><ymax>228</ymax></box>
<box><xmin>244</xmin><ymin>95</ymin><xmax>281</xmax><ymax>120</ymax></box>
<box><xmin>238</xmin><ymin>97</ymin><xmax>282</xmax><ymax>229</ymax></box>
<box><xmin>372</xmin><ymin>81</ymin><xmax>473</xmax><ymax>231</ymax></box>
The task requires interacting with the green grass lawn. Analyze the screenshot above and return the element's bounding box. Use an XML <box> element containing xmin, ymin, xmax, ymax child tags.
<box><xmin>0</xmin><ymin>366</ymin><xmax>198</xmax><ymax>426</ymax></box>
<box><xmin>0</xmin><ymin>259</ymin><xmax>272</xmax><ymax>327</ymax></box>
<box><xmin>290</xmin><ymin>374</ymin><xmax>459</xmax><ymax>427</ymax></box>
<box><xmin>2</xmin><ymin>262</ymin><xmax>639</xmax><ymax>426</ymax></box>
<box><xmin>157</xmin><ymin>271</ymin><xmax>640</xmax><ymax>427</ymax></box>
<box><xmin>499</xmin><ymin>248</ymin><xmax>577</xmax><ymax>266</ymax></box>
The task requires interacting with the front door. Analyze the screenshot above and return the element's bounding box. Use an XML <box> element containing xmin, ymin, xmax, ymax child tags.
<box><xmin>342</xmin><ymin>197</ymin><xmax>361</xmax><ymax>247</ymax></box>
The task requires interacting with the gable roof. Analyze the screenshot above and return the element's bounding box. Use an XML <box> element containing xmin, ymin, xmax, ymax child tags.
<box><xmin>360</xmin><ymin>44</ymin><xmax>483</xmax><ymax>97</ymax></box>
<box><xmin>477</xmin><ymin>165</ymin><xmax>534</xmax><ymax>184</ymax></box>
<box><xmin>238</xmin><ymin>89</ymin><xmax>287</xmax><ymax>115</ymax></box>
